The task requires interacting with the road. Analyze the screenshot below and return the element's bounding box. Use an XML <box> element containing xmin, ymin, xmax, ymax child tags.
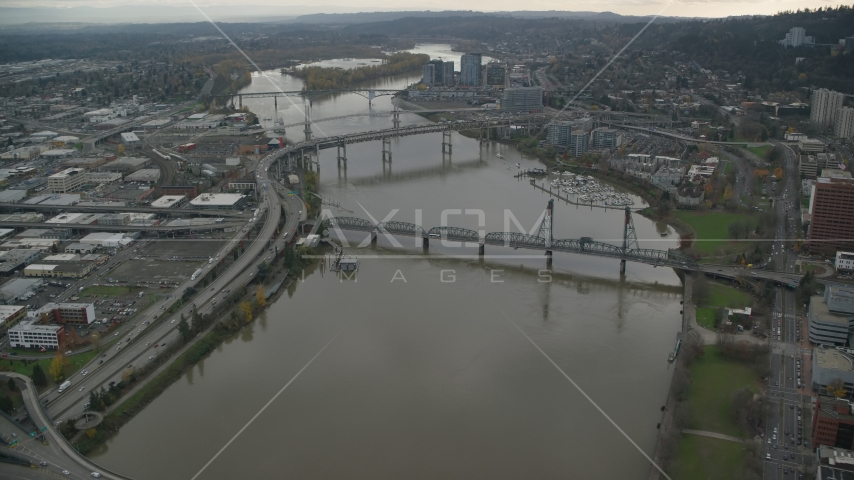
<box><xmin>0</xmin><ymin>142</ymin><xmax>302</xmax><ymax>480</ymax></box>
<box><xmin>763</xmin><ymin>135</ymin><xmax>810</xmax><ymax>480</ymax></box>
<box><xmin>42</xmin><ymin>150</ymin><xmax>300</xmax><ymax>424</ymax></box>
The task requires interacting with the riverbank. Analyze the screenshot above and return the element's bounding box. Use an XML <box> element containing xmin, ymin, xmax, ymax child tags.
<box><xmin>65</xmin><ymin>242</ymin><xmax>315</xmax><ymax>455</ymax></box>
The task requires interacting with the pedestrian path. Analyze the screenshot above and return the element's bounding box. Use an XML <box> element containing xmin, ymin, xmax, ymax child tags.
<box><xmin>682</xmin><ymin>429</ymin><xmax>748</xmax><ymax>444</ymax></box>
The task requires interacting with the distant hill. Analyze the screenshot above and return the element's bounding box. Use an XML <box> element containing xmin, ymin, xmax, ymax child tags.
<box><xmin>292</xmin><ymin>10</ymin><xmax>692</xmax><ymax>24</ymax></box>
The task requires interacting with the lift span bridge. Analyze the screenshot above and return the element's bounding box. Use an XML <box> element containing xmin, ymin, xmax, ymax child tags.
<box><xmin>322</xmin><ymin>200</ymin><xmax>697</xmax><ymax>273</ymax></box>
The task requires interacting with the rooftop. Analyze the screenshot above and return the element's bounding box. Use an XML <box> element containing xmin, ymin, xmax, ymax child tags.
<box><xmin>190</xmin><ymin>193</ymin><xmax>245</xmax><ymax>207</ymax></box>
<box><xmin>815</xmin><ymin>348</ymin><xmax>854</xmax><ymax>373</ymax></box>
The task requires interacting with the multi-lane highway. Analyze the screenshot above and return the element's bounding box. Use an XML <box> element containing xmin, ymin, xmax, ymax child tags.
<box><xmin>43</xmin><ymin>154</ymin><xmax>298</xmax><ymax>423</ymax></box>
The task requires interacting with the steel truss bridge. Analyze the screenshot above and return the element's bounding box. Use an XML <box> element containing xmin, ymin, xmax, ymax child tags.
<box><xmin>321</xmin><ymin>200</ymin><xmax>697</xmax><ymax>272</ymax></box>
<box><xmin>214</xmin><ymin>89</ymin><xmax>408</xmax><ymax>108</ymax></box>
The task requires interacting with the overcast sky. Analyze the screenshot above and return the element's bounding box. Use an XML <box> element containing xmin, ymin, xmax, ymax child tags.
<box><xmin>0</xmin><ymin>0</ymin><xmax>838</xmax><ymax>19</ymax></box>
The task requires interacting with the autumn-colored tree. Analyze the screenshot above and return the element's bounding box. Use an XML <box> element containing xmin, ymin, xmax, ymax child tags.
<box><xmin>256</xmin><ymin>286</ymin><xmax>266</xmax><ymax>307</ymax></box>
<box><xmin>117</xmin><ymin>144</ymin><xmax>125</xmax><ymax>156</ymax></box>
<box><xmin>773</xmin><ymin>167</ymin><xmax>784</xmax><ymax>179</ymax></box>
<box><xmin>49</xmin><ymin>350</ymin><xmax>69</xmax><ymax>382</ymax></box>
<box><xmin>91</xmin><ymin>331</ymin><xmax>101</xmax><ymax>352</ymax></box>
<box><xmin>828</xmin><ymin>378</ymin><xmax>847</xmax><ymax>398</ymax></box>
<box><xmin>67</xmin><ymin>329</ymin><xmax>81</xmax><ymax>348</ymax></box>
<box><xmin>239</xmin><ymin>302</ymin><xmax>253</xmax><ymax>323</ymax></box>
<box><xmin>722</xmin><ymin>184</ymin><xmax>734</xmax><ymax>200</ymax></box>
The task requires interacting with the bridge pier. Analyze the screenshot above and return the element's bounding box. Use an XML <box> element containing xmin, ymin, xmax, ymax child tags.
<box><xmin>304</xmin><ymin>121</ymin><xmax>312</xmax><ymax>142</ymax></box>
<box><xmin>382</xmin><ymin>137</ymin><xmax>392</xmax><ymax>162</ymax></box>
<box><xmin>337</xmin><ymin>143</ymin><xmax>347</xmax><ymax>168</ymax></box>
<box><xmin>478</xmin><ymin>243</ymin><xmax>485</xmax><ymax>256</ymax></box>
<box><xmin>620</xmin><ymin>259</ymin><xmax>626</xmax><ymax>275</ymax></box>
<box><xmin>371</xmin><ymin>230</ymin><xmax>377</xmax><ymax>245</ymax></box>
<box><xmin>423</xmin><ymin>236</ymin><xmax>429</xmax><ymax>248</ymax></box>
<box><xmin>392</xmin><ymin>107</ymin><xmax>400</xmax><ymax>129</ymax></box>
<box><xmin>442</xmin><ymin>130</ymin><xmax>452</xmax><ymax>154</ymax></box>
<box><xmin>239</xmin><ymin>95</ymin><xmax>243</xmax><ymax>109</ymax></box>
<box><xmin>545</xmin><ymin>250</ymin><xmax>553</xmax><ymax>265</ymax></box>
<box><xmin>273</xmin><ymin>96</ymin><xmax>276</xmax><ymax>113</ymax></box>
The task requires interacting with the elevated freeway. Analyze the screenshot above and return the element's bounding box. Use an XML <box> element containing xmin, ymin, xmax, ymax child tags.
<box><xmin>0</xmin><ymin>220</ymin><xmax>243</xmax><ymax>232</ymax></box>
<box><xmin>0</xmin><ymin>202</ymin><xmax>245</xmax><ymax>218</ymax></box>
<box><xmin>599</xmin><ymin>121</ymin><xmax>771</xmax><ymax>147</ymax></box>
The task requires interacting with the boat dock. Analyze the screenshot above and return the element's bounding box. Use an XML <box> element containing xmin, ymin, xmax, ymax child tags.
<box><xmin>530</xmin><ymin>179</ymin><xmax>628</xmax><ymax>211</ymax></box>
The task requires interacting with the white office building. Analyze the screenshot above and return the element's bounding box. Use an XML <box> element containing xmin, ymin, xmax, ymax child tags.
<box><xmin>8</xmin><ymin>320</ymin><xmax>63</xmax><ymax>350</ymax></box>
<box><xmin>47</xmin><ymin>168</ymin><xmax>87</xmax><ymax>193</ymax></box>
<box><xmin>809</xmin><ymin>294</ymin><xmax>854</xmax><ymax>346</ymax></box>
<box><xmin>811</xmin><ymin>89</ymin><xmax>845</xmax><ymax>130</ymax></box>
<box><xmin>837</xmin><ymin>252</ymin><xmax>854</xmax><ymax>272</ymax></box>
<box><xmin>459</xmin><ymin>53</ymin><xmax>482</xmax><ymax>87</ymax></box>
<box><xmin>779</xmin><ymin>27</ymin><xmax>815</xmax><ymax>48</ymax></box>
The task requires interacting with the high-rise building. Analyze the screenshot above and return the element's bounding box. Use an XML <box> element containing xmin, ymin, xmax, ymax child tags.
<box><xmin>546</xmin><ymin>122</ymin><xmax>573</xmax><ymax>148</ymax></box>
<box><xmin>779</xmin><ymin>27</ymin><xmax>815</xmax><ymax>48</ymax></box>
<box><xmin>811</xmin><ymin>89</ymin><xmax>845</xmax><ymax>130</ymax></box>
<box><xmin>460</xmin><ymin>53</ymin><xmax>482</xmax><ymax>87</ymax></box>
<box><xmin>422</xmin><ymin>60</ymin><xmax>454</xmax><ymax>87</ymax></box>
<box><xmin>592</xmin><ymin>128</ymin><xmax>623</xmax><ymax>149</ymax></box>
<box><xmin>808</xmin><ymin>169</ymin><xmax>854</xmax><ymax>254</ymax></box>
<box><xmin>501</xmin><ymin>87</ymin><xmax>543</xmax><ymax>113</ymax></box>
<box><xmin>441</xmin><ymin>61</ymin><xmax>454</xmax><ymax>87</ymax></box>
<box><xmin>569</xmin><ymin>130</ymin><xmax>589</xmax><ymax>157</ymax></box>
<box><xmin>421</xmin><ymin>63</ymin><xmax>436</xmax><ymax>86</ymax></box>
<box><xmin>836</xmin><ymin>107</ymin><xmax>854</xmax><ymax>140</ymax></box>
<box><xmin>485</xmin><ymin>62</ymin><xmax>506</xmax><ymax>87</ymax></box>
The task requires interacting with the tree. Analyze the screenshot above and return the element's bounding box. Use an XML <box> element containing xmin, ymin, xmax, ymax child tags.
<box><xmin>32</xmin><ymin>363</ymin><xmax>47</xmax><ymax>387</ymax></box>
<box><xmin>828</xmin><ymin>378</ymin><xmax>847</xmax><ymax>398</ymax></box>
<box><xmin>7</xmin><ymin>378</ymin><xmax>15</xmax><ymax>392</ymax></box>
<box><xmin>256</xmin><ymin>286</ymin><xmax>266</xmax><ymax>307</ymax></box>
<box><xmin>117</xmin><ymin>144</ymin><xmax>125</xmax><ymax>156</ymax></box>
<box><xmin>49</xmin><ymin>350</ymin><xmax>68</xmax><ymax>382</ymax></box>
<box><xmin>178</xmin><ymin>314</ymin><xmax>191</xmax><ymax>342</ymax></box>
<box><xmin>0</xmin><ymin>395</ymin><xmax>12</xmax><ymax>414</ymax></box>
<box><xmin>239</xmin><ymin>302</ymin><xmax>253</xmax><ymax>323</ymax></box>
<box><xmin>91</xmin><ymin>331</ymin><xmax>101</xmax><ymax>352</ymax></box>
<box><xmin>692</xmin><ymin>273</ymin><xmax>710</xmax><ymax>305</ymax></box>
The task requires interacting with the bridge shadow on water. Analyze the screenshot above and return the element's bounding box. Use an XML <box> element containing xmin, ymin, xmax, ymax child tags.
<box><xmin>343</xmin><ymin>155</ymin><xmax>487</xmax><ymax>186</ymax></box>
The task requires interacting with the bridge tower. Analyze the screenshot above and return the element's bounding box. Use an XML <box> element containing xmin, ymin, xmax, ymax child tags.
<box><xmin>273</xmin><ymin>95</ymin><xmax>277</xmax><ymax>114</ymax></box>
<box><xmin>392</xmin><ymin>102</ymin><xmax>400</xmax><ymax>129</ymax></box>
<box><xmin>239</xmin><ymin>95</ymin><xmax>243</xmax><ymax>109</ymax></box>
<box><xmin>537</xmin><ymin>199</ymin><xmax>554</xmax><ymax>265</ymax></box>
<box><xmin>620</xmin><ymin>206</ymin><xmax>640</xmax><ymax>275</ymax></box>
<box><xmin>303</xmin><ymin>102</ymin><xmax>313</xmax><ymax>142</ymax></box>
<box><xmin>442</xmin><ymin>130</ymin><xmax>452</xmax><ymax>155</ymax></box>
<box><xmin>382</xmin><ymin>137</ymin><xmax>392</xmax><ymax>162</ymax></box>
<box><xmin>337</xmin><ymin>142</ymin><xmax>347</xmax><ymax>168</ymax></box>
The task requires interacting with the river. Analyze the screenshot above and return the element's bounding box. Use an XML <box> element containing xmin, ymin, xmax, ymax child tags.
<box><xmin>90</xmin><ymin>45</ymin><xmax>682</xmax><ymax>480</ymax></box>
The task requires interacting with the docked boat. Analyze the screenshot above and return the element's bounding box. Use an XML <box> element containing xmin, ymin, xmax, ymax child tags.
<box><xmin>516</xmin><ymin>162</ymin><xmax>521</xmax><ymax>168</ymax></box>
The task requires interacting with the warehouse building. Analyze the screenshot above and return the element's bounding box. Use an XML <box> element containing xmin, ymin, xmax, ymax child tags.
<box><xmin>190</xmin><ymin>193</ymin><xmax>246</xmax><ymax>210</ymax></box>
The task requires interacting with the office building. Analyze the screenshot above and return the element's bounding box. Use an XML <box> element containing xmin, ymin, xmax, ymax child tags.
<box><xmin>35</xmin><ymin>302</ymin><xmax>96</xmax><ymax>325</ymax></box>
<box><xmin>815</xmin><ymin>445</ymin><xmax>854</xmax><ymax>480</ymax></box>
<box><xmin>569</xmin><ymin>130</ymin><xmax>589</xmax><ymax>157</ymax></box>
<box><xmin>779</xmin><ymin>27</ymin><xmax>815</xmax><ymax>48</ymax></box>
<box><xmin>836</xmin><ymin>107</ymin><xmax>854</xmax><ymax>140</ymax></box>
<box><xmin>592</xmin><ymin>128</ymin><xmax>623</xmax><ymax>149</ymax></box>
<box><xmin>501</xmin><ymin>87</ymin><xmax>543</xmax><ymax>113</ymax></box>
<box><xmin>0</xmin><ymin>305</ymin><xmax>27</xmax><ymax>331</ymax></box>
<box><xmin>808</xmin><ymin>293</ymin><xmax>854</xmax><ymax>346</ymax></box>
<box><xmin>7</xmin><ymin>320</ymin><xmax>64</xmax><ymax>350</ymax></box>
<box><xmin>161</xmin><ymin>185</ymin><xmax>198</xmax><ymax>197</ymax></box>
<box><xmin>47</xmin><ymin>167</ymin><xmax>87</xmax><ymax>193</ymax></box>
<box><xmin>800</xmin><ymin>155</ymin><xmax>819</xmax><ymax>178</ymax></box>
<box><xmin>813</xmin><ymin>395</ymin><xmax>854</xmax><ymax>449</ymax></box>
<box><xmin>808</xmin><ymin>170</ymin><xmax>854</xmax><ymax>254</ymax></box>
<box><xmin>460</xmin><ymin>53</ymin><xmax>482</xmax><ymax>87</ymax></box>
<box><xmin>800</xmin><ymin>137</ymin><xmax>826</xmax><ymax>153</ymax></box>
<box><xmin>485</xmin><ymin>63</ymin><xmax>506</xmax><ymax>87</ymax></box>
<box><xmin>811</xmin><ymin>89</ymin><xmax>845</xmax><ymax>130</ymax></box>
<box><xmin>190</xmin><ymin>193</ymin><xmax>247</xmax><ymax>210</ymax></box>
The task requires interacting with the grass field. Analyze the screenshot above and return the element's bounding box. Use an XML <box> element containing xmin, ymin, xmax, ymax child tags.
<box><xmin>746</xmin><ymin>145</ymin><xmax>771</xmax><ymax>159</ymax></box>
<box><xmin>696</xmin><ymin>307</ymin><xmax>718</xmax><ymax>329</ymax></box>
<box><xmin>707</xmin><ymin>283</ymin><xmax>752</xmax><ymax>309</ymax></box>
<box><xmin>688</xmin><ymin>346</ymin><xmax>759</xmax><ymax>436</ymax></box>
<box><xmin>722</xmin><ymin>161</ymin><xmax>732</xmax><ymax>175</ymax></box>
<box><xmin>675</xmin><ymin>211</ymin><xmax>753</xmax><ymax>254</ymax></box>
<box><xmin>669</xmin><ymin>435</ymin><xmax>748</xmax><ymax>480</ymax></box>
<box><xmin>81</xmin><ymin>285</ymin><xmax>131</xmax><ymax>297</ymax></box>
<box><xmin>0</xmin><ymin>350</ymin><xmax>98</xmax><ymax>390</ymax></box>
